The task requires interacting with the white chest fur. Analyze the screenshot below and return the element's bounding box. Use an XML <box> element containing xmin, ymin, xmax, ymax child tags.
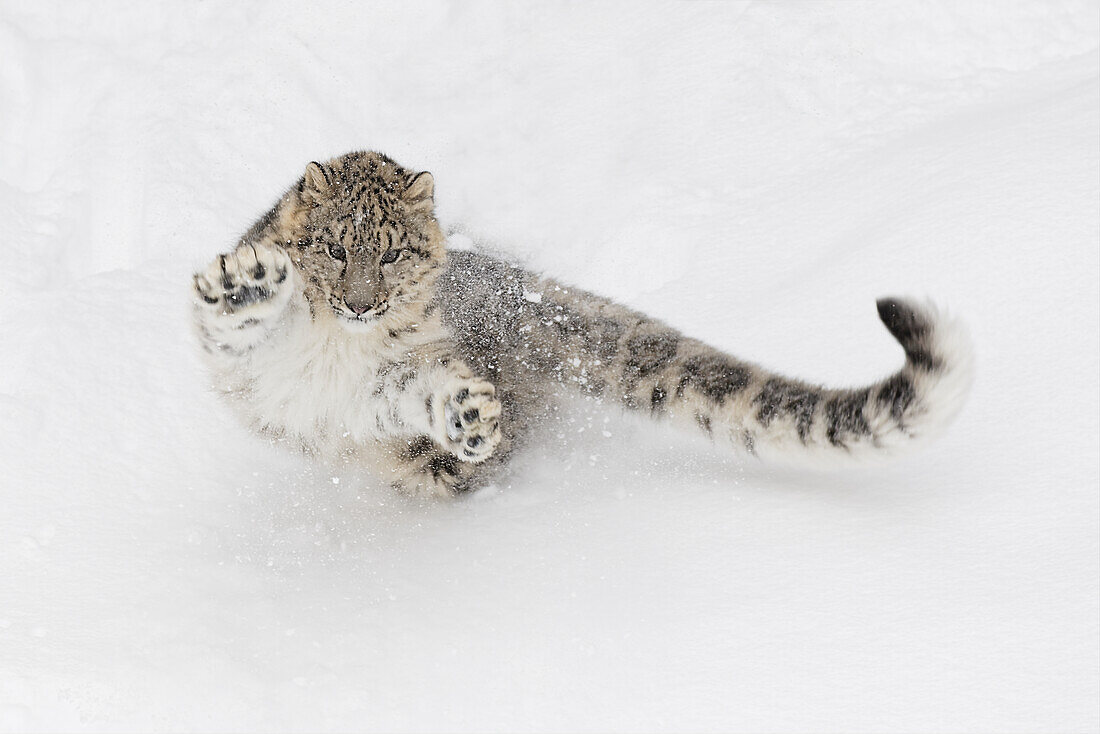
<box><xmin>217</xmin><ymin>304</ymin><xmax>402</xmax><ymax>454</ymax></box>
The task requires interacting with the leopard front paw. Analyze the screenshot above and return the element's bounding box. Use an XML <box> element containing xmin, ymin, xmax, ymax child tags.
<box><xmin>434</xmin><ymin>380</ymin><xmax>502</xmax><ymax>463</ymax></box>
<box><xmin>193</xmin><ymin>242</ymin><xmax>293</xmax><ymax>317</ymax></box>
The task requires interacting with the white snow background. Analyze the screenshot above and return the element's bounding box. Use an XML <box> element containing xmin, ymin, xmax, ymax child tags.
<box><xmin>1</xmin><ymin>1</ymin><xmax>1098</xmax><ymax>732</ymax></box>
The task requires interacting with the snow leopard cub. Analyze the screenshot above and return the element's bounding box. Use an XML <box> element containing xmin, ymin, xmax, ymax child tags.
<box><xmin>193</xmin><ymin>151</ymin><xmax>972</xmax><ymax>497</ymax></box>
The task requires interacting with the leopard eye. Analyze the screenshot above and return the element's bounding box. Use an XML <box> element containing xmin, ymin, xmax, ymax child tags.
<box><xmin>380</xmin><ymin>247</ymin><xmax>401</xmax><ymax>264</ymax></box>
<box><xmin>328</xmin><ymin>242</ymin><xmax>346</xmax><ymax>261</ymax></box>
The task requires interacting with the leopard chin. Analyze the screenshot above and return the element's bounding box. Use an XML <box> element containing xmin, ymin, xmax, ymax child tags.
<box><xmin>334</xmin><ymin>311</ymin><xmax>386</xmax><ymax>332</ymax></box>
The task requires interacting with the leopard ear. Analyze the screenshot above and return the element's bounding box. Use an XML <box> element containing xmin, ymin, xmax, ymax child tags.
<box><xmin>403</xmin><ymin>171</ymin><xmax>434</xmax><ymax>211</ymax></box>
<box><xmin>301</xmin><ymin>161</ymin><xmax>332</xmax><ymax>203</ymax></box>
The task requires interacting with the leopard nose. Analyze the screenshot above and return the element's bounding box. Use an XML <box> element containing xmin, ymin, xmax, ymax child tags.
<box><xmin>344</xmin><ymin>298</ymin><xmax>370</xmax><ymax>315</ymax></box>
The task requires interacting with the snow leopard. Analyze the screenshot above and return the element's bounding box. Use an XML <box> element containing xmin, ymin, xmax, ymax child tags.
<box><xmin>192</xmin><ymin>151</ymin><xmax>973</xmax><ymax>497</ymax></box>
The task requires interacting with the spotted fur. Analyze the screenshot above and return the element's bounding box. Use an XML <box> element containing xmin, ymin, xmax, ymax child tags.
<box><xmin>439</xmin><ymin>250</ymin><xmax>972</xmax><ymax>466</ymax></box>
<box><xmin>193</xmin><ymin>151</ymin><xmax>973</xmax><ymax>496</ymax></box>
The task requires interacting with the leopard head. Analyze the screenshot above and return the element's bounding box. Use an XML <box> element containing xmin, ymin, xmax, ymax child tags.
<box><xmin>273</xmin><ymin>151</ymin><xmax>446</xmax><ymax>332</ymax></box>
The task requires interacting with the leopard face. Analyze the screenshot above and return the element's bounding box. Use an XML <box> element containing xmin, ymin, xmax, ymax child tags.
<box><xmin>275</xmin><ymin>151</ymin><xmax>445</xmax><ymax>331</ymax></box>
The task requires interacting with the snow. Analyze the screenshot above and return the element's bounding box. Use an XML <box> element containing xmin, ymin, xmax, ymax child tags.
<box><xmin>1</xmin><ymin>1</ymin><xmax>1098</xmax><ymax>731</ymax></box>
